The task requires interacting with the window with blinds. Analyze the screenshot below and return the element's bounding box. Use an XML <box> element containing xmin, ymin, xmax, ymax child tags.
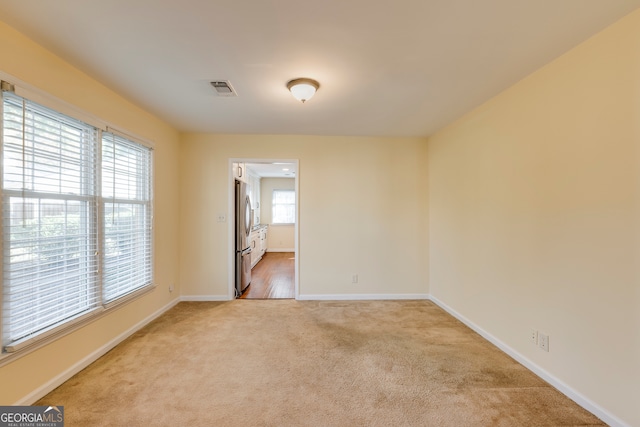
<box><xmin>101</xmin><ymin>133</ymin><xmax>152</xmax><ymax>304</ymax></box>
<box><xmin>1</xmin><ymin>85</ymin><xmax>153</xmax><ymax>353</ymax></box>
<box><xmin>272</xmin><ymin>190</ymin><xmax>296</xmax><ymax>224</ymax></box>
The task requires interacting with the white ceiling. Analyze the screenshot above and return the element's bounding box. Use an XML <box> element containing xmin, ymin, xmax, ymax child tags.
<box><xmin>247</xmin><ymin>162</ymin><xmax>296</xmax><ymax>178</ymax></box>
<box><xmin>1</xmin><ymin>1</ymin><xmax>639</xmax><ymax>137</ymax></box>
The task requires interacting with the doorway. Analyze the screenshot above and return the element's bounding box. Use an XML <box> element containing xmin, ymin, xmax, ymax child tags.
<box><xmin>230</xmin><ymin>159</ymin><xmax>298</xmax><ymax>300</ymax></box>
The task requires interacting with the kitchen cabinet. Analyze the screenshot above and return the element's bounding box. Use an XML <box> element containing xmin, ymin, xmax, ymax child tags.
<box><xmin>253</xmin><ymin>174</ymin><xmax>261</xmax><ymax>211</ymax></box>
<box><xmin>260</xmin><ymin>226</ymin><xmax>268</xmax><ymax>255</ymax></box>
<box><xmin>250</xmin><ymin>225</ymin><xmax>268</xmax><ymax>268</ymax></box>
<box><xmin>249</xmin><ymin>229</ymin><xmax>260</xmax><ymax>267</ymax></box>
<box><xmin>247</xmin><ymin>171</ymin><xmax>261</xmax><ymax>218</ymax></box>
<box><xmin>232</xmin><ymin>162</ymin><xmax>248</xmax><ymax>183</ymax></box>
<box><xmin>244</xmin><ymin>169</ymin><xmax>261</xmax><ymax>227</ymax></box>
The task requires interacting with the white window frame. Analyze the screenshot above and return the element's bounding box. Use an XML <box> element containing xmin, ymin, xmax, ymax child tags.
<box><xmin>0</xmin><ymin>79</ymin><xmax>154</xmax><ymax>357</ymax></box>
<box><xmin>101</xmin><ymin>130</ymin><xmax>154</xmax><ymax>307</ymax></box>
<box><xmin>272</xmin><ymin>189</ymin><xmax>296</xmax><ymax>224</ymax></box>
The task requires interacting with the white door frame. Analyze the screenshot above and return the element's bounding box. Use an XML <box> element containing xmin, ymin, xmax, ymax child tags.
<box><xmin>228</xmin><ymin>158</ymin><xmax>300</xmax><ymax>299</ymax></box>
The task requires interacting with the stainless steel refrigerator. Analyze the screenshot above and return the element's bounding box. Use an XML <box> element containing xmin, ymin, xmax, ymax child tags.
<box><xmin>235</xmin><ymin>179</ymin><xmax>252</xmax><ymax>296</ymax></box>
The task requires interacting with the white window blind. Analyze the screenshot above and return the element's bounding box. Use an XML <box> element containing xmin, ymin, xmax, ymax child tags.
<box><xmin>272</xmin><ymin>190</ymin><xmax>295</xmax><ymax>224</ymax></box>
<box><xmin>2</xmin><ymin>90</ymin><xmax>101</xmax><ymax>348</ymax></box>
<box><xmin>1</xmin><ymin>84</ymin><xmax>154</xmax><ymax>353</ymax></box>
<box><xmin>101</xmin><ymin>132</ymin><xmax>153</xmax><ymax>303</ymax></box>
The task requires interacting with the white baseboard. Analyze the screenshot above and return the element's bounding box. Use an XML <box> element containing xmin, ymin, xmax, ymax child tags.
<box><xmin>298</xmin><ymin>293</ymin><xmax>429</xmax><ymax>301</ymax></box>
<box><xmin>14</xmin><ymin>297</ymin><xmax>181</xmax><ymax>406</ymax></box>
<box><xmin>427</xmin><ymin>295</ymin><xmax>629</xmax><ymax>427</ymax></box>
<box><xmin>266</xmin><ymin>248</ymin><xmax>295</xmax><ymax>253</ymax></box>
<box><xmin>180</xmin><ymin>295</ymin><xmax>232</xmax><ymax>301</ymax></box>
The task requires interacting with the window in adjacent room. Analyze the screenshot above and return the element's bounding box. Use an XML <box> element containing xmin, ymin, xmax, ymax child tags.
<box><xmin>272</xmin><ymin>189</ymin><xmax>295</xmax><ymax>224</ymax></box>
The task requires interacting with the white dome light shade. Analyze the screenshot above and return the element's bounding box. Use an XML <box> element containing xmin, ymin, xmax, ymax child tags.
<box><xmin>287</xmin><ymin>78</ymin><xmax>320</xmax><ymax>103</ymax></box>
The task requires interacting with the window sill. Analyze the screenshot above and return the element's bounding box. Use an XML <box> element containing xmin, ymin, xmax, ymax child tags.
<box><xmin>0</xmin><ymin>284</ymin><xmax>156</xmax><ymax>368</ymax></box>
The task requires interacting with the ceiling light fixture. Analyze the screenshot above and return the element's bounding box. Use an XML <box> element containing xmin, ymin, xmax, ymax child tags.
<box><xmin>287</xmin><ymin>78</ymin><xmax>320</xmax><ymax>103</ymax></box>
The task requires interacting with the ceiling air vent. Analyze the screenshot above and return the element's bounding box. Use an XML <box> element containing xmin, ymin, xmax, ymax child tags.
<box><xmin>210</xmin><ymin>80</ymin><xmax>237</xmax><ymax>97</ymax></box>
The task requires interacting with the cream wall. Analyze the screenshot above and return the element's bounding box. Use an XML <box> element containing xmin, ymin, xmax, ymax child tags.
<box><xmin>6</xmin><ymin>5</ymin><xmax>637</xmax><ymax>422</ymax></box>
<box><xmin>427</xmin><ymin>10</ymin><xmax>640</xmax><ymax>426</ymax></box>
<box><xmin>260</xmin><ymin>178</ymin><xmax>295</xmax><ymax>251</ymax></box>
<box><xmin>0</xmin><ymin>22</ymin><xmax>181</xmax><ymax>404</ymax></box>
<box><xmin>180</xmin><ymin>134</ymin><xmax>429</xmax><ymax>298</ymax></box>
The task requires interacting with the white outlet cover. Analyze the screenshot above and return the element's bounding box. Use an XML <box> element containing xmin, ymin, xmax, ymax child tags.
<box><xmin>539</xmin><ymin>333</ymin><xmax>549</xmax><ymax>352</ymax></box>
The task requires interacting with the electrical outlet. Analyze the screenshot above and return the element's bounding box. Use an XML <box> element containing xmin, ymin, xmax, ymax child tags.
<box><xmin>216</xmin><ymin>213</ymin><xmax>226</xmax><ymax>223</ymax></box>
<box><xmin>169</xmin><ymin>283</ymin><xmax>174</xmax><ymax>293</ymax></box>
<box><xmin>530</xmin><ymin>329</ymin><xmax>538</xmax><ymax>345</ymax></box>
<box><xmin>539</xmin><ymin>333</ymin><xmax>549</xmax><ymax>352</ymax></box>
<box><xmin>352</xmin><ymin>274</ymin><xmax>358</xmax><ymax>284</ymax></box>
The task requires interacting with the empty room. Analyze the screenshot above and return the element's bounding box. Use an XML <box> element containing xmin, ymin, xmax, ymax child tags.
<box><xmin>0</xmin><ymin>1</ymin><xmax>639</xmax><ymax>426</ymax></box>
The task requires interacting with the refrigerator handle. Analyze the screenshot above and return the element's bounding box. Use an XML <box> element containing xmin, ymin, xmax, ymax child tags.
<box><xmin>245</xmin><ymin>194</ymin><xmax>252</xmax><ymax>238</ymax></box>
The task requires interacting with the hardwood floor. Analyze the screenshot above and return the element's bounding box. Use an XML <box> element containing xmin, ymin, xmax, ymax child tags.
<box><xmin>240</xmin><ymin>252</ymin><xmax>295</xmax><ymax>299</ymax></box>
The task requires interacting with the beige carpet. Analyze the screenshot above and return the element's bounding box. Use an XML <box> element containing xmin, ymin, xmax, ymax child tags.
<box><xmin>37</xmin><ymin>300</ymin><xmax>605</xmax><ymax>426</ymax></box>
